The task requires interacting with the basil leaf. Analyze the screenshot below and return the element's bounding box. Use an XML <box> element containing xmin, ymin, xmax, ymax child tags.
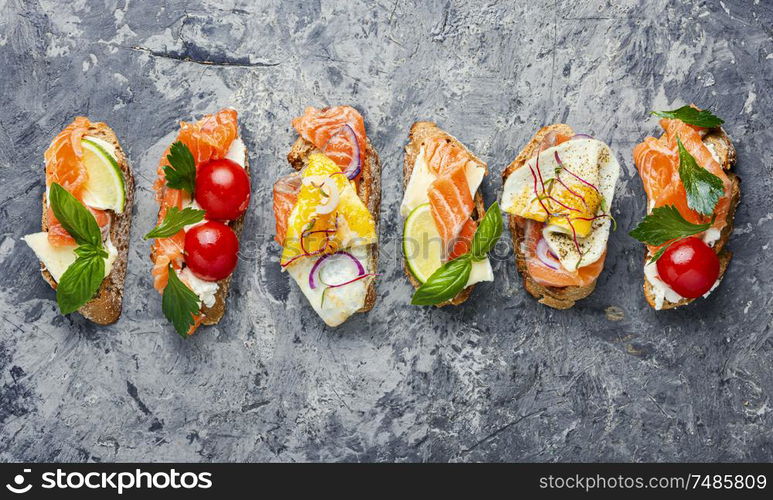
<box><xmin>163</xmin><ymin>141</ymin><xmax>197</xmax><ymax>195</ymax></box>
<box><xmin>629</xmin><ymin>205</ymin><xmax>712</xmax><ymax>246</ymax></box>
<box><xmin>651</xmin><ymin>106</ymin><xmax>724</xmax><ymax>128</ymax></box>
<box><xmin>56</xmin><ymin>254</ymin><xmax>105</xmax><ymax>314</ymax></box>
<box><xmin>144</xmin><ymin>206</ymin><xmax>205</xmax><ymax>239</ymax></box>
<box><xmin>677</xmin><ymin>136</ymin><xmax>724</xmax><ymax>216</ymax></box>
<box><xmin>471</xmin><ymin>201</ymin><xmax>503</xmax><ymax>261</ymax></box>
<box><xmin>162</xmin><ymin>264</ymin><xmax>201</xmax><ymax>337</ymax></box>
<box><xmin>49</xmin><ymin>183</ymin><xmax>102</xmax><ymax>248</ymax></box>
<box><xmin>411</xmin><ymin>256</ymin><xmax>472</xmax><ymax>306</ymax></box>
<box><xmin>74</xmin><ymin>243</ymin><xmax>108</xmax><ymax>260</ymax></box>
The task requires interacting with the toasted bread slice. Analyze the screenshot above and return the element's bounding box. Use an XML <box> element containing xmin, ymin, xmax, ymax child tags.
<box><xmin>642</xmin><ymin>127</ymin><xmax>740</xmax><ymax>310</ymax></box>
<box><xmin>40</xmin><ymin>122</ymin><xmax>135</xmax><ymax>325</ymax></box>
<box><xmin>402</xmin><ymin>121</ymin><xmax>486</xmax><ymax>307</ymax></box>
<box><xmin>502</xmin><ymin>123</ymin><xmax>599</xmax><ymax>310</ymax></box>
<box><xmin>149</xmin><ymin>133</ymin><xmax>248</xmax><ymax>327</ymax></box>
<box><xmin>199</xmin><ymin>147</ymin><xmax>250</xmax><ymax>325</ymax></box>
<box><xmin>287</xmin><ymin>134</ymin><xmax>381</xmax><ymax>312</ymax></box>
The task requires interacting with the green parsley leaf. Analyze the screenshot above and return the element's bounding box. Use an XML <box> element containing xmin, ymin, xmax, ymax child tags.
<box><xmin>144</xmin><ymin>206</ymin><xmax>205</xmax><ymax>239</ymax></box>
<box><xmin>56</xmin><ymin>253</ymin><xmax>105</xmax><ymax>314</ymax></box>
<box><xmin>647</xmin><ymin>244</ymin><xmax>670</xmax><ymax>264</ymax></box>
<box><xmin>677</xmin><ymin>136</ymin><xmax>724</xmax><ymax>216</ymax></box>
<box><xmin>629</xmin><ymin>205</ymin><xmax>712</xmax><ymax>246</ymax></box>
<box><xmin>162</xmin><ymin>265</ymin><xmax>201</xmax><ymax>337</ymax></box>
<box><xmin>471</xmin><ymin>201</ymin><xmax>503</xmax><ymax>261</ymax></box>
<box><xmin>163</xmin><ymin>141</ymin><xmax>197</xmax><ymax>195</ymax></box>
<box><xmin>49</xmin><ymin>183</ymin><xmax>102</xmax><ymax>248</ymax></box>
<box><xmin>651</xmin><ymin>105</ymin><xmax>724</xmax><ymax>128</ymax></box>
<box><xmin>411</xmin><ymin>255</ymin><xmax>472</xmax><ymax>306</ymax></box>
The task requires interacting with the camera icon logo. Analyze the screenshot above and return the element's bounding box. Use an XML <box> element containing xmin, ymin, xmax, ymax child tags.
<box><xmin>5</xmin><ymin>469</ymin><xmax>32</xmax><ymax>494</ymax></box>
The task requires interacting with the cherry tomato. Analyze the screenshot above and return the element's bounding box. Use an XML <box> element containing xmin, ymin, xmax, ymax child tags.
<box><xmin>656</xmin><ymin>237</ymin><xmax>720</xmax><ymax>298</ymax></box>
<box><xmin>184</xmin><ymin>221</ymin><xmax>239</xmax><ymax>281</ymax></box>
<box><xmin>195</xmin><ymin>158</ymin><xmax>250</xmax><ymax>220</ymax></box>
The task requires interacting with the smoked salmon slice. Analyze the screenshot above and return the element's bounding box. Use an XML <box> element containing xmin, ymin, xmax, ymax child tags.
<box><xmin>447</xmin><ymin>217</ymin><xmax>477</xmax><ymax>260</ymax></box>
<box><xmin>45</xmin><ymin>117</ymin><xmax>91</xmax><ymax>200</ymax></box>
<box><xmin>151</xmin><ymin>109</ymin><xmax>239</xmax><ymax>293</ymax></box>
<box><xmin>272</xmin><ymin>173</ymin><xmax>302</xmax><ymax>245</ymax></box>
<box><xmin>424</xmin><ymin>136</ymin><xmax>477</xmax><ymax>258</ymax></box>
<box><xmin>291</xmin><ymin>106</ymin><xmax>367</xmax><ymax>174</ymax></box>
<box><xmin>633</xmin><ymin>112</ymin><xmax>731</xmax><ymax>253</ymax></box>
<box><xmin>521</xmin><ymin>218</ymin><xmax>605</xmax><ymax>288</ymax></box>
<box><xmin>44</xmin><ymin>117</ymin><xmax>105</xmax><ymax>246</ymax></box>
<box><xmin>274</xmin><ymin>106</ymin><xmax>370</xmax><ymax>247</ymax></box>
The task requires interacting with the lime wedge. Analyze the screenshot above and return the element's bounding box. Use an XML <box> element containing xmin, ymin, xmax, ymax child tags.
<box><xmin>80</xmin><ymin>137</ymin><xmax>126</xmax><ymax>213</ymax></box>
<box><xmin>403</xmin><ymin>203</ymin><xmax>444</xmax><ymax>284</ymax></box>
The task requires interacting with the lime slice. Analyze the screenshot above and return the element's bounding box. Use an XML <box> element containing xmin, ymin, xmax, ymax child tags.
<box><xmin>403</xmin><ymin>203</ymin><xmax>444</xmax><ymax>284</ymax></box>
<box><xmin>80</xmin><ymin>137</ymin><xmax>126</xmax><ymax>213</ymax></box>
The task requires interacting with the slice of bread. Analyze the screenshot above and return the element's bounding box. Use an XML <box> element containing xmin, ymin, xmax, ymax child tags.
<box><xmin>402</xmin><ymin>121</ymin><xmax>486</xmax><ymax>307</ymax></box>
<box><xmin>200</xmin><ymin>147</ymin><xmax>250</xmax><ymax>325</ymax></box>
<box><xmin>502</xmin><ymin>124</ymin><xmax>598</xmax><ymax>310</ymax></box>
<box><xmin>642</xmin><ymin>127</ymin><xmax>740</xmax><ymax>310</ymax></box>
<box><xmin>40</xmin><ymin>122</ymin><xmax>135</xmax><ymax>325</ymax></box>
<box><xmin>149</xmin><ymin>138</ymin><xmax>249</xmax><ymax>327</ymax></box>
<box><xmin>287</xmin><ymin>133</ymin><xmax>381</xmax><ymax>313</ymax></box>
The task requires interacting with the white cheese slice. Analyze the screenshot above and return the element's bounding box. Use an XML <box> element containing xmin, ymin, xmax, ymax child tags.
<box><xmin>225</xmin><ymin>137</ymin><xmax>246</xmax><ymax>168</ymax></box>
<box><xmin>466</xmin><ymin>258</ymin><xmax>493</xmax><ymax>287</ymax></box>
<box><xmin>643</xmin><ymin>260</ymin><xmax>684</xmax><ymax>310</ymax></box>
<box><xmin>464</xmin><ymin>162</ymin><xmax>486</xmax><ymax>200</ymax></box>
<box><xmin>703</xmin><ymin>228</ymin><xmax>721</xmax><ymax>247</ymax></box>
<box><xmin>23</xmin><ymin>232</ymin><xmax>117</xmax><ymax>283</ymax></box>
<box><xmin>179</xmin><ymin>267</ymin><xmax>219</xmax><ymax>308</ymax></box>
<box><xmin>400</xmin><ymin>147</ymin><xmax>435</xmax><ymax>217</ymax></box>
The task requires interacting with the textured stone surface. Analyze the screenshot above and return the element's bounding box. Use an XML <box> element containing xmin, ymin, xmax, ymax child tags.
<box><xmin>1</xmin><ymin>0</ymin><xmax>772</xmax><ymax>462</ymax></box>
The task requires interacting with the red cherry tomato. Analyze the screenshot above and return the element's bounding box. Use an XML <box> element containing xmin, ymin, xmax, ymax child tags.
<box><xmin>195</xmin><ymin>158</ymin><xmax>250</xmax><ymax>220</ymax></box>
<box><xmin>656</xmin><ymin>237</ymin><xmax>720</xmax><ymax>298</ymax></box>
<box><xmin>184</xmin><ymin>221</ymin><xmax>239</xmax><ymax>281</ymax></box>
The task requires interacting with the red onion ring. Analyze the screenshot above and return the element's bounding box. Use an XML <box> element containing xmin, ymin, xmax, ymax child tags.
<box><xmin>570</xmin><ymin>133</ymin><xmax>594</xmax><ymax>140</ymax></box>
<box><xmin>308</xmin><ymin>251</ymin><xmax>365</xmax><ymax>289</ymax></box>
<box><xmin>323</xmin><ymin>124</ymin><xmax>361</xmax><ymax>179</ymax></box>
<box><xmin>535</xmin><ymin>237</ymin><xmax>561</xmax><ymax>270</ymax></box>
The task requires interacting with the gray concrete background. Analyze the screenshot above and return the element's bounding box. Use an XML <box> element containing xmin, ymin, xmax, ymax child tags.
<box><xmin>0</xmin><ymin>0</ymin><xmax>771</xmax><ymax>462</ymax></box>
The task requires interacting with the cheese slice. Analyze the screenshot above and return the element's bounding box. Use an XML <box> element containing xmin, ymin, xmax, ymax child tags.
<box><xmin>24</xmin><ymin>232</ymin><xmax>117</xmax><ymax>283</ymax></box>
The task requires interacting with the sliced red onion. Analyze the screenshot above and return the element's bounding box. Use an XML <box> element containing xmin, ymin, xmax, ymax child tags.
<box><xmin>535</xmin><ymin>238</ymin><xmax>561</xmax><ymax>270</ymax></box>
<box><xmin>570</xmin><ymin>133</ymin><xmax>594</xmax><ymax>140</ymax></box>
<box><xmin>324</xmin><ymin>124</ymin><xmax>361</xmax><ymax>179</ymax></box>
<box><xmin>308</xmin><ymin>251</ymin><xmax>365</xmax><ymax>289</ymax></box>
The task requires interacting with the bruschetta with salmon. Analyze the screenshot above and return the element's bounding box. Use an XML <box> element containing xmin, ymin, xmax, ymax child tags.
<box><xmin>145</xmin><ymin>108</ymin><xmax>251</xmax><ymax>336</ymax></box>
<box><xmin>273</xmin><ymin>105</ymin><xmax>381</xmax><ymax>326</ymax></box>
<box><xmin>23</xmin><ymin>117</ymin><xmax>134</xmax><ymax>324</ymax></box>
<box><xmin>629</xmin><ymin>105</ymin><xmax>739</xmax><ymax>310</ymax></box>
<box><xmin>401</xmin><ymin>122</ymin><xmax>502</xmax><ymax>307</ymax></box>
<box><xmin>501</xmin><ymin>125</ymin><xmax>621</xmax><ymax>309</ymax></box>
